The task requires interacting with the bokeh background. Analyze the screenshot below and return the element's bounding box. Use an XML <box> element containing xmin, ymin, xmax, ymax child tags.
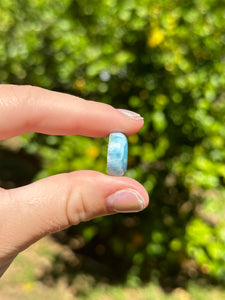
<box><xmin>0</xmin><ymin>0</ymin><xmax>225</xmax><ymax>299</ymax></box>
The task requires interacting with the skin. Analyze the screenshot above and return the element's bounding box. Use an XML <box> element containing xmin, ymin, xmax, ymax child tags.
<box><xmin>0</xmin><ymin>85</ymin><xmax>149</xmax><ymax>277</ymax></box>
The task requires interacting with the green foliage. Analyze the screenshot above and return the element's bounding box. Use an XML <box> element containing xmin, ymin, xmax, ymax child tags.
<box><xmin>1</xmin><ymin>0</ymin><xmax>225</xmax><ymax>285</ymax></box>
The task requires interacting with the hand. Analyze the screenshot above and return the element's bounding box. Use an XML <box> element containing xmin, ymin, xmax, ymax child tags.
<box><xmin>0</xmin><ymin>85</ymin><xmax>149</xmax><ymax>277</ymax></box>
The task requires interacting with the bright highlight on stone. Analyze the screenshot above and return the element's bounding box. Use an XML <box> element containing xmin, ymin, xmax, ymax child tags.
<box><xmin>107</xmin><ymin>132</ymin><xmax>128</xmax><ymax>176</ymax></box>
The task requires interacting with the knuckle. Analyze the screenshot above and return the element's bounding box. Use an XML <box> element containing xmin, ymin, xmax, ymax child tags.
<box><xmin>64</xmin><ymin>172</ymin><xmax>89</xmax><ymax>225</ymax></box>
<box><xmin>11</xmin><ymin>84</ymin><xmax>33</xmax><ymax>105</ymax></box>
<box><xmin>14</xmin><ymin>85</ymin><xmax>44</xmax><ymax>129</ymax></box>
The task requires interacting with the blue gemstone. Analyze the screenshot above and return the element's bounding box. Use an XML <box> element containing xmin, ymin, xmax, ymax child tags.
<box><xmin>107</xmin><ymin>132</ymin><xmax>128</xmax><ymax>176</ymax></box>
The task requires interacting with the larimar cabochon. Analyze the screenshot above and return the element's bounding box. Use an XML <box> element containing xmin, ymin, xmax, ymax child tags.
<box><xmin>107</xmin><ymin>132</ymin><xmax>128</xmax><ymax>176</ymax></box>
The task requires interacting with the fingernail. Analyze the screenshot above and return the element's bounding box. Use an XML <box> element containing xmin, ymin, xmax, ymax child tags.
<box><xmin>117</xmin><ymin>109</ymin><xmax>144</xmax><ymax>120</ymax></box>
<box><xmin>106</xmin><ymin>189</ymin><xmax>145</xmax><ymax>213</ymax></box>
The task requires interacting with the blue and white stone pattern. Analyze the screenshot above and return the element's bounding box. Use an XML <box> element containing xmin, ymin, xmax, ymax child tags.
<box><xmin>107</xmin><ymin>132</ymin><xmax>128</xmax><ymax>176</ymax></box>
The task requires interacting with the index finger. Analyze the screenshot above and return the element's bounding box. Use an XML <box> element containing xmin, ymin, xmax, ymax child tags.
<box><xmin>0</xmin><ymin>85</ymin><xmax>144</xmax><ymax>140</ymax></box>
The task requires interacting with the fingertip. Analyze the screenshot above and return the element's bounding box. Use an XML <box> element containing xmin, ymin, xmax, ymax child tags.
<box><xmin>119</xmin><ymin>175</ymin><xmax>149</xmax><ymax>208</ymax></box>
<box><xmin>115</xmin><ymin>108</ymin><xmax>144</xmax><ymax>136</ymax></box>
<box><xmin>90</xmin><ymin>172</ymin><xmax>149</xmax><ymax>210</ymax></box>
<box><xmin>70</xmin><ymin>171</ymin><xmax>149</xmax><ymax>210</ymax></box>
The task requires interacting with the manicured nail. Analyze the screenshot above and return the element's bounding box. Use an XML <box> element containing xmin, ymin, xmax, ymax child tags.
<box><xmin>106</xmin><ymin>188</ymin><xmax>145</xmax><ymax>213</ymax></box>
<box><xmin>117</xmin><ymin>109</ymin><xmax>144</xmax><ymax>120</ymax></box>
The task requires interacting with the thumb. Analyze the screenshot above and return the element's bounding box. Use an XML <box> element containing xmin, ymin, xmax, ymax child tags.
<box><xmin>0</xmin><ymin>171</ymin><xmax>148</xmax><ymax>265</ymax></box>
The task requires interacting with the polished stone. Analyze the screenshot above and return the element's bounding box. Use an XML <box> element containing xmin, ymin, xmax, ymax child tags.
<box><xmin>107</xmin><ymin>132</ymin><xmax>128</xmax><ymax>176</ymax></box>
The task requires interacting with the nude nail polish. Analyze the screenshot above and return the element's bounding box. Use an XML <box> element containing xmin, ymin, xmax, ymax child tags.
<box><xmin>106</xmin><ymin>189</ymin><xmax>145</xmax><ymax>213</ymax></box>
<box><xmin>117</xmin><ymin>109</ymin><xmax>144</xmax><ymax>120</ymax></box>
